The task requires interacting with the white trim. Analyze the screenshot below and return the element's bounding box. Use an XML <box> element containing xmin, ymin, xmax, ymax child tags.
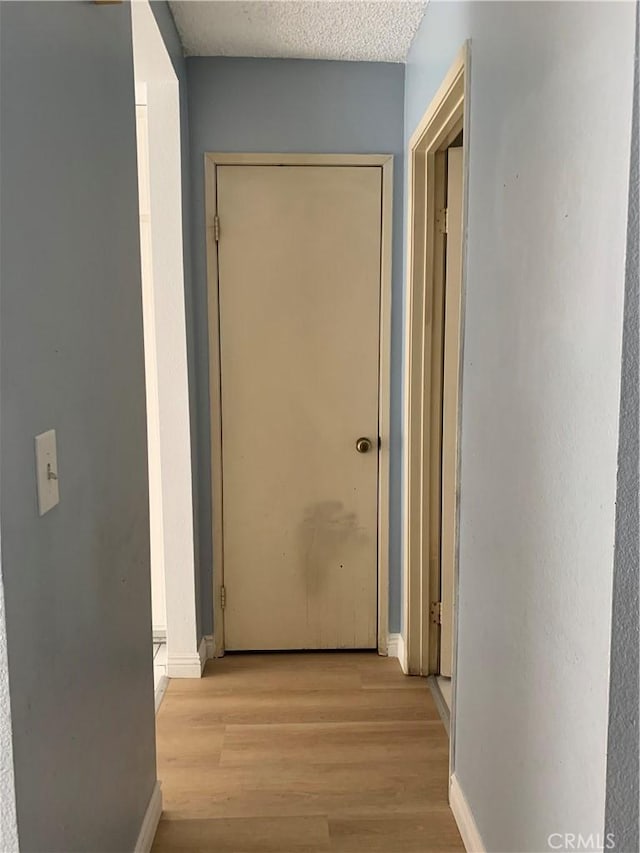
<box><xmin>386</xmin><ymin>632</ymin><xmax>400</xmax><ymax>656</ymax></box>
<box><xmin>205</xmin><ymin>152</ymin><xmax>393</xmax><ymax>656</ymax></box>
<box><xmin>198</xmin><ymin>635</ymin><xmax>207</xmax><ymax>669</ymax></box>
<box><xmin>134</xmin><ymin>80</ymin><xmax>148</xmax><ymax>107</ymax></box>
<box><xmin>204</xmin><ymin>633</ymin><xmax>218</xmax><ymax>660</ymax></box>
<box><xmin>449</xmin><ymin>774</ymin><xmax>485</xmax><ymax>853</ymax></box>
<box><xmin>166</xmin><ymin>653</ymin><xmax>201</xmax><ymax>678</ymax></box>
<box><xmin>132</xmin><ymin>0</ymin><xmax>200</xmax><ymax>689</ymax></box>
<box><xmin>377</xmin><ymin>157</ymin><xmax>393</xmax><ymax>657</ymax></box>
<box><xmin>204</xmin><ymin>152</ymin><xmax>392</xmax><ymax>167</ymax></box>
<box><xmin>166</xmin><ymin>635</ymin><xmax>209</xmax><ymax>678</ymax></box>
<box><xmin>386</xmin><ymin>632</ymin><xmax>407</xmax><ymax>673</ymax></box>
<box><xmin>403</xmin><ymin>43</ymin><xmax>468</xmax><ymax>679</ymax></box>
<box><xmin>134</xmin><ymin>781</ymin><xmax>162</xmax><ymax>853</ymax></box>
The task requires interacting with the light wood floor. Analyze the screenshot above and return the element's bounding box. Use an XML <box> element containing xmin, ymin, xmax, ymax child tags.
<box><xmin>152</xmin><ymin>652</ymin><xmax>464</xmax><ymax>852</ymax></box>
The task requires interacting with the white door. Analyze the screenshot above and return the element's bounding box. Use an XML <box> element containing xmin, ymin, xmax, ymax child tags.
<box><xmin>217</xmin><ymin>164</ymin><xmax>382</xmax><ymax>651</ymax></box>
<box><xmin>440</xmin><ymin>147</ymin><xmax>464</xmax><ymax>677</ymax></box>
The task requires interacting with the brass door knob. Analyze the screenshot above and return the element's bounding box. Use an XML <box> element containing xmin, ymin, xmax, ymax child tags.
<box><xmin>356</xmin><ymin>437</ymin><xmax>372</xmax><ymax>454</ymax></box>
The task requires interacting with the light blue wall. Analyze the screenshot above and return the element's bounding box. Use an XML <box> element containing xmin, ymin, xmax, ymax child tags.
<box><xmin>0</xmin><ymin>2</ymin><xmax>156</xmax><ymax>848</ymax></box>
<box><xmin>186</xmin><ymin>57</ymin><xmax>406</xmax><ymax>634</ymax></box>
<box><xmin>405</xmin><ymin>2</ymin><xmax>636</xmax><ymax>849</ymax></box>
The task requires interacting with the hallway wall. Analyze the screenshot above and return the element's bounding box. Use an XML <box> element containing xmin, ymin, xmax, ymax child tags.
<box><xmin>0</xmin><ymin>2</ymin><xmax>156</xmax><ymax>849</ymax></box>
<box><xmin>186</xmin><ymin>57</ymin><xmax>405</xmax><ymax>635</ymax></box>
<box><xmin>404</xmin><ymin>1</ymin><xmax>636</xmax><ymax>850</ymax></box>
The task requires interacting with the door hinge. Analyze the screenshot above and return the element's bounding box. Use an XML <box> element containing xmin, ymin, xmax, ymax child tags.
<box><xmin>220</xmin><ymin>585</ymin><xmax>226</xmax><ymax>610</ymax></box>
<box><xmin>430</xmin><ymin>601</ymin><xmax>442</xmax><ymax>625</ymax></box>
<box><xmin>437</xmin><ymin>207</ymin><xmax>448</xmax><ymax>235</ymax></box>
<box><xmin>213</xmin><ymin>214</ymin><xmax>220</xmax><ymax>242</ymax></box>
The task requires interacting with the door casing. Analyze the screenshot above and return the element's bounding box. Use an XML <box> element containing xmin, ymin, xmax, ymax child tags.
<box><xmin>205</xmin><ymin>152</ymin><xmax>393</xmax><ymax>657</ymax></box>
<box><xmin>403</xmin><ymin>44</ymin><xmax>470</xmax><ymax>776</ymax></box>
<box><xmin>440</xmin><ymin>145</ymin><xmax>464</xmax><ymax>678</ymax></box>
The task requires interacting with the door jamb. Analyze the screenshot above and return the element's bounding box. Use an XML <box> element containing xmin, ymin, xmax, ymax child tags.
<box><xmin>132</xmin><ymin>0</ymin><xmax>201</xmax><ymax>679</ymax></box>
<box><xmin>205</xmin><ymin>152</ymin><xmax>394</xmax><ymax>657</ymax></box>
<box><xmin>403</xmin><ymin>44</ymin><xmax>470</xmax><ymax>771</ymax></box>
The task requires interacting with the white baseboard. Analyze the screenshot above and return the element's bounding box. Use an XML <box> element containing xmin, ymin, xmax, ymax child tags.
<box><xmin>206</xmin><ymin>632</ymin><xmax>226</xmax><ymax>659</ymax></box>
<box><xmin>167</xmin><ymin>650</ymin><xmax>203</xmax><ymax>678</ymax></box>
<box><xmin>198</xmin><ymin>635</ymin><xmax>207</xmax><ymax>670</ymax></box>
<box><xmin>386</xmin><ymin>632</ymin><xmax>407</xmax><ymax>673</ymax></box>
<box><xmin>387</xmin><ymin>632</ymin><xmax>401</xmax><ymax>656</ymax></box>
<box><xmin>450</xmin><ymin>773</ymin><xmax>485</xmax><ymax>853</ymax></box>
<box><xmin>166</xmin><ymin>637</ymin><xmax>212</xmax><ymax>678</ymax></box>
<box><xmin>134</xmin><ymin>781</ymin><xmax>162</xmax><ymax>853</ymax></box>
<box><xmin>204</xmin><ymin>634</ymin><xmax>216</xmax><ymax>661</ymax></box>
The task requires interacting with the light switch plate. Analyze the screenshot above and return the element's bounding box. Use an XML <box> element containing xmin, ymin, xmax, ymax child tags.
<box><xmin>35</xmin><ymin>429</ymin><xmax>60</xmax><ymax>516</ymax></box>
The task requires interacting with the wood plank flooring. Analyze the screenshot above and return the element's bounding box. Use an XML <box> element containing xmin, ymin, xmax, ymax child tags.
<box><xmin>152</xmin><ymin>652</ymin><xmax>463</xmax><ymax>852</ymax></box>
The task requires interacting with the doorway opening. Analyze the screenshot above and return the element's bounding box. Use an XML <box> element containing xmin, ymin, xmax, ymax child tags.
<box><xmin>204</xmin><ymin>154</ymin><xmax>393</xmax><ymax>657</ymax></box>
<box><xmin>403</xmin><ymin>44</ymin><xmax>469</xmax><ymax>760</ymax></box>
<box><xmin>134</xmin><ymin>89</ymin><xmax>169</xmax><ymax>701</ymax></box>
<box><xmin>131</xmin><ymin>0</ymin><xmax>201</xmax><ymax>704</ymax></box>
<box><xmin>437</xmin><ymin>132</ymin><xmax>464</xmax><ymax>713</ymax></box>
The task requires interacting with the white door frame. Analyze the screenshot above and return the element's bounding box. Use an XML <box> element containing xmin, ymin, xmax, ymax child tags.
<box><xmin>132</xmin><ymin>0</ymin><xmax>202</xmax><ymax>678</ymax></box>
<box><xmin>403</xmin><ymin>44</ymin><xmax>470</xmax><ymax>772</ymax></box>
<box><xmin>205</xmin><ymin>153</ymin><xmax>393</xmax><ymax>657</ymax></box>
<box><xmin>135</xmin><ymin>92</ymin><xmax>167</xmax><ymax>645</ymax></box>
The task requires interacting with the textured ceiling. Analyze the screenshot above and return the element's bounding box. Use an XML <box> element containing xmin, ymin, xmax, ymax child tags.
<box><xmin>168</xmin><ymin>1</ymin><xmax>427</xmax><ymax>63</ymax></box>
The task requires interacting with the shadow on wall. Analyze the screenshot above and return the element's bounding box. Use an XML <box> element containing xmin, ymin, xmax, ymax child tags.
<box><xmin>605</xmin><ymin>4</ymin><xmax>640</xmax><ymax>849</ymax></box>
